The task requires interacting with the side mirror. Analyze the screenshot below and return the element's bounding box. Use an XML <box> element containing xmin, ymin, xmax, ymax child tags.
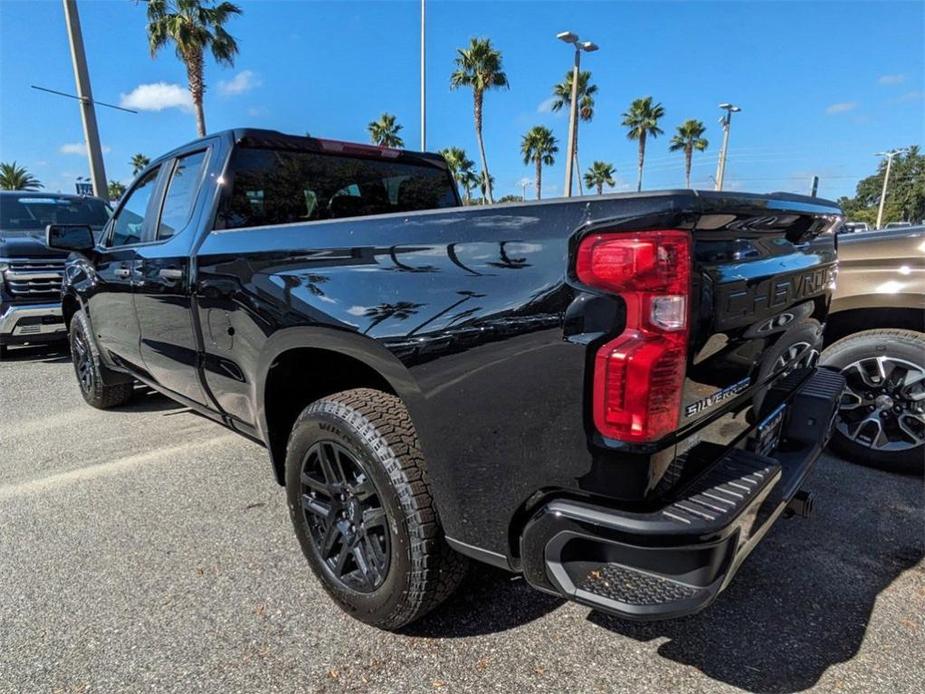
<box><xmin>46</xmin><ymin>224</ymin><xmax>95</xmax><ymax>253</ymax></box>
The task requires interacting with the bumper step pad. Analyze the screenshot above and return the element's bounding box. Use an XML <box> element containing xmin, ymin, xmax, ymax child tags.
<box><xmin>579</xmin><ymin>564</ymin><xmax>698</xmax><ymax>606</ymax></box>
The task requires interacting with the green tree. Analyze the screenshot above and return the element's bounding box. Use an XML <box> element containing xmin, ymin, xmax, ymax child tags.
<box><xmin>458</xmin><ymin>168</ymin><xmax>479</xmax><ymax>204</ymax></box>
<box><xmin>622</xmin><ymin>96</ymin><xmax>665</xmax><ymax>192</ymax></box>
<box><xmin>146</xmin><ymin>0</ymin><xmax>242</xmax><ymax>137</ymax></box>
<box><xmin>0</xmin><ymin>162</ymin><xmax>42</xmax><ymax>191</ymax></box>
<box><xmin>450</xmin><ymin>37</ymin><xmax>509</xmax><ymax>204</ymax></box>
<box><xmin>107</xmin><ymin>180</ymin><xmax>126</xmax><ymax>201</ymax></box>
<box><xmin>551</xmin><ymin>70</ymin><xmax>597</xmax><ymax>193</ymax></box>
<box><xmin>130</xmin><ymin>153</ymin><xmax>150</xmax><ymax>176</ymax></box>
<box><xmin>367</xmin><ymin>113</ymin><xmax>404</xmax><ymax>148</ymax></box>
<box><xmin>439</xmin><ymin>146</ymin><xmax>476</xmax><ymax>199</ymax></box>
<box><xmin>668</xmin><ymin>119</ymin><xmax>709</xmax><ymax>188</ymax></box>
<box><xmin>838</xmin><ymin>146</ymin><xmax>925</xmax><ymax>226</ymax></box>
<box><xmin>520</xmin><ymin>125</ymin><xmax>558</xmax><ymax>199</ymax></box>
<box><xmin>478</xmin><ymin>170</ymin><xmax>495</xmax><ymax>204</ymax></box>
<box><xmin>583</xmin><ymin>161</ymin><xmax>616</xmax><ymax>195</ymax></box>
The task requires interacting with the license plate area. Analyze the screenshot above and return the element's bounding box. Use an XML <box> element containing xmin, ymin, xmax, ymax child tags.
<box><xmin>749</xmin><ymin>404</ymin><xmax>786</xmax><ymax>457</ymax></box>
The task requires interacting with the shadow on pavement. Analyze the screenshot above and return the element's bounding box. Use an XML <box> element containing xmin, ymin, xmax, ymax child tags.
<box><xmin>587</xmin><ymin>456</ymin><xmax>924</xmax><ymax>693</ymax></box>
<box><xmin>402</xmin><ymin>563</ymin><xmax>564</xmax><ymax>637</ymax></box>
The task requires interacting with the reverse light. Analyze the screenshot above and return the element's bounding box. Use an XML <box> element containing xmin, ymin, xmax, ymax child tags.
<box><xmin>576</xmin><ymin>230</ymin><xmax>691</xmax><ymax>443</ymax></box>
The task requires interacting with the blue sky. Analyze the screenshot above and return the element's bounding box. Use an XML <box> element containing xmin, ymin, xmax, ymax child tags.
<box><xmin>1</xmin><ymin>0</ymin><xmax>922</xmax><ymax>200</ymax></box>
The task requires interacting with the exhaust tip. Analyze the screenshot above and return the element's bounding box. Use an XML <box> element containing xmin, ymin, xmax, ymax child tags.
<box><xmin>786</xmin><ymin>490</ymin><xmax>815</xmax><ymax>519</ymax></box>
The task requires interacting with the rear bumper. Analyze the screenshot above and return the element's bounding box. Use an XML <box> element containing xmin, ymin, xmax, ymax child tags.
<box><xmin>520</xmin><ymin>367</ymin><xmax>845</xmax><ymax>621</ymax></box>
<box><xmin>0</xmin><ymin>302</ymin><xmax>66</xmax><ymax>344</ymax></box>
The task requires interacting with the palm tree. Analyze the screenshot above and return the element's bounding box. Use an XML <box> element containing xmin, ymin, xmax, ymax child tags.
<box><xmin>520</xmin><ymin>126</ymin><xmax>558</xmax><ymax>200</ymax></box>
<box><xmin>130</xmin><ymin>154</ymin><xmax>150</xmax><ymax>176</ymax></box>
<box><xmin>458</xmin><ymin>168</ymin><xmax>479</xmax><ymax>204</ymax></box>
<box><xmin>146</xmin><ymin>0</ymin><xmax>242</xmax><ymax>137</ymax></box>
<box><xmin>367</xmin><ymin>113</ymin><xmax>405</xmax><ymax>148</ymax></box>
<box><xmin>669</xmin><ymin>120</ymin><xmax>709</xmax><ymax>188</ymax></box>
<box><xmin>107</xmin><ymin>180</ymin><xmax>127</xmax><ymax>201</ymax></box>
<box><xmin>450</xmin><ymin>37</ymin><xmax>509</xmax><ymax>204</ymax></box>
<box><xmin>0</xmin><ymin>162</ymin><xmax>42</xmax><ymax>191</ymax></box>
<box><xmin>440</xmin><ymin>147</ymin><xmax>475</xmax><ymax>198</ymax></box>
<box><xmin>583</xmin><ymin>161</ymin><xmax>616</xmax><ymax>195</ymax></box>
<box><xmin>551</xmin><ymin>70</ymin><xmax>597</xmax><ymax>194</ymax></box>
<box><xmin>478</xmin><ymin>171</ymin><xmax>495</xmax><ymax>204</ymax></box>
<box><xmin>622</xmin><ymin>96</ymin><xmax>665</xmax><ymax>192</ymax></box>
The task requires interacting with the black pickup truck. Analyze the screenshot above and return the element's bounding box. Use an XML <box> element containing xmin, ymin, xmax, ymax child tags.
<box><xmin>49</xmin><ymin>129</ymin><xmax>844</xmax><ymax>629</ymax></box>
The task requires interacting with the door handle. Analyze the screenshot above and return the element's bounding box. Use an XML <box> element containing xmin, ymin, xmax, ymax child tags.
<box><xmin>159</xmin><ymin>268</ymin><xmax>183</xmax><ymax>281</ymax></box>
<box><xmin>114</xmin><ymin>268</ymin><xmax>131</xmax><ymax>279</ymax></box>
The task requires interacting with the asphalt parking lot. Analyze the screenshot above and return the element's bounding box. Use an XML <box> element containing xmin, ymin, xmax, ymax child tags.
<box><xmin>1</xmin><ymin>343</ymin><xmax>923</xmax><ymax>694</ymax></box>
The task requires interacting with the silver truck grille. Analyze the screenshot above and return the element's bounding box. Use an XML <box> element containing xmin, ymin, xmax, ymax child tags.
<box><xmin>2</xmin><ymin>258</ymin><xmax>66</xmax><ymax>297</ymax></box>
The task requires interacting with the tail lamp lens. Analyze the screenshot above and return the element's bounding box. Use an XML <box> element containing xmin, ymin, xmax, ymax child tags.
<box><xmin>576</xmin><ymin>231</ymin><xmax>691</xmax><ymax>442</ymax></box>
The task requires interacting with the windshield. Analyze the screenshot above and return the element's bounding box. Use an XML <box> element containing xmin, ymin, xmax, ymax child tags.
<box><xmin>0</xmin><ymin>194</ymin><xmax>111</xmax><ymax>234</ymax></box>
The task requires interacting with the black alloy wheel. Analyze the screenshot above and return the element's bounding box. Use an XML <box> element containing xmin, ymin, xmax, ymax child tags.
<box><xmin>299</xmin><ymin>440</ymin><xmax>390</xmax><ymax>593</ymax></box>
<box><xmin>72</xmin><ymin>329</ymin><xmax>94</xmax><ymax>395</ymax></box>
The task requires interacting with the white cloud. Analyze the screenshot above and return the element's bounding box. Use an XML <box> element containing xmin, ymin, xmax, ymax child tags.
<box><xmin>119</xmin><ymin>82</ymin><xmax>193</xmax><ymax>112</ymax></box>
<box><xmin>537</xmin><ymin>96</ymin><xmax>559</xmax><ymax>114</ymax></box>
<box><xmin>60</xmin><ymin>142</ymin><xmax>111</xmax><ymax>155</ymax></box>
<box><xmin>247</xmin><ymin>105</ymin><xmax>269</xmax><ymax>117</ymax></box>
<box><xmin>218</xmin><ymin>70</ymin><xmax>261</xmax><ymax>96</ymax></box>
<box><xmin>825</xmin><ymin>101</ymin><xmax>857</xmax><ymax>115</ymax></box>
<box><xmin>347</xmin><ymin>305</ymin><xmax>367</xmax><ymax>316</ymax></box>
<box><xmin>878</xmin><ymin>74</ymin><xmax>906</xmax><ymax>85</ymax></box>
<box><xmin>897</xmin><ymin>90</ymin><xmax>924</xmax><ymax>103</ymax></box>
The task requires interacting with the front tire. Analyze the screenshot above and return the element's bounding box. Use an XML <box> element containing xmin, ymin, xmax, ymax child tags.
<box><xmin>821</xmin><ymin>329</ymin><xmax>925</xmax><ymax>472</ymax></box>
<box><xmin>285</xmin><ymin>388</ymin><xmax>467</xmax><ymax>629</ymax></box>
<box><xmin>69</xmin><ymin>309</ymin><xmax>134</xmax><ymax>409</ymax></box>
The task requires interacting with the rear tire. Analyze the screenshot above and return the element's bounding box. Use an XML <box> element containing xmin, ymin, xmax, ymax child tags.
<box><xmin>285</xmin><ymin>388</ymin><xmax>467</xmax><ymax>629</ymax></box>
<box><xmin>820</xmin><ymin>329</ymin><xmax>925</xmax><ymax>473</ymax></box>
<box><xmin>69</xmin><ymin>309</ymin><xmax>134</xmax><ymax>409</ymax></box>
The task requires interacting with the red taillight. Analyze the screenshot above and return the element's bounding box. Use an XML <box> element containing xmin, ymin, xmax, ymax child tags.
<box><xmin>576</xmin><ymin>230</ymin><xmax>691</xmax><ymax>443</ymax></box>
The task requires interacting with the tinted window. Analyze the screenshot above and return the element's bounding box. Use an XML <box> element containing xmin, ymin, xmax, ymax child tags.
<box><xmin>0</xmin><ymin>194</ymin><xmax>110</xmax><ymax>233</ymax></box>
<box><xmin>158</xmin><ymin>150</ymin><xmax>207</xmax><ymax>239</ymax></box>
<box><xmin>110</xmin><ymin>167</ymin><xmax>159</xmax><ymax>246</ymax></box>
<box><xmin>218</xmin><ymin>148</ymin><xmax>457</xmax><ymax>230</ymax></box>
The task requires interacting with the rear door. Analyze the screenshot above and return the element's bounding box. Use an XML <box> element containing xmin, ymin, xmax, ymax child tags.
<box><xmin>134</xmin><ymin>147</ymin><xmax>213</xmax><ymax>406</ymax></box>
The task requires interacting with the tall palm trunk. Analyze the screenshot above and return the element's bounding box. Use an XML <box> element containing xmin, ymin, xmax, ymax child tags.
<box><xmin>535</xmin><ymin>157</ymin><xmax>542</xmax><ymax>200</ymax></box>
<box><xmin>473</xmin><ymin>91</ymin><xmax>493</xmax><ymax>203</ymax></box>
<box><xmin>636</xmin><ymin>132</ymin><xmax>647</xmax><ymax>192</ymax></box>
<box><xmin>684</xmin><ymin>145</ymin><xmax>693</xmax><ymax>188</ymax></box>
<box><xmin>597</xmin><ymin>182</ymin><xmax>603</xmax><ymax>195</ymax></box>
<box><xmin>185</xmin><ymin>48</ymin><xmax>207</xmax><ymax>137</ymax></box>
<box><xmin>574</xmin><ymin>148</ymin><xmax>583</xmax><ymax>195</ymax></box>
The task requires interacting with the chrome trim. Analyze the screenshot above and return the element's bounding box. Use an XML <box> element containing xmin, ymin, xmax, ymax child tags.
<box><xmin>0</xmin><ymin>303</ymin><xmax>64</xmax><ymax>337</ymax></box>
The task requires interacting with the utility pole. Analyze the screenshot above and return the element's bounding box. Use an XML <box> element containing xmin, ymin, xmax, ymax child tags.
<box><xmin>810</xmin><ymin>175</ymin><xmax>819</xmax><ymax>197</ymax></box>
<box><xmin>557</xmin><ymin>32</ymin><xmax>597</xmax><ymax>198</ymax></box>
<box><xmin>420</xmin><ymin>0</ymin><xmax>426</xmax><ymax>151</ymax></box>
<box><xmin>62</xmin><ymin>0</ymin><xmax>107</xmax><ymax>198</ymax></box>
<box><xmin>875</xmin><ymin>149</ymin><xmax>907</xmax><ymax>229</ymax></box>
<box><xmin>714</xmin><ymin>103</ymin><xmax>741</xmax><ymax>192</ymax></box>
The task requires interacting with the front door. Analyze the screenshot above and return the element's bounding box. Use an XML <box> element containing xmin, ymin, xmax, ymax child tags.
<box><xmin>87</xmin><ymin>166</ymin><xmax>161</xmax><ymax>374</ymax></box>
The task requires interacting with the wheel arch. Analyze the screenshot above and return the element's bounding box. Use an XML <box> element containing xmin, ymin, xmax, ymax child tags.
<box><xmin>825</xmin><ymin>305</ymin><xmax>925</xmax><ymax>347</ymax></box>
<box><xmin>256</xmin><ymin>326</ymin><xmax>424</xmax><ymax>485</ymax></box>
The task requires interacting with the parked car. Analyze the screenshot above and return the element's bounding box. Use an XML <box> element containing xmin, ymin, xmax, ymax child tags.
<box><xmin>842</xmin><ymin>222</ymin><xmax>870</xmax><ymax>233</ymax></box>
<box><xmin>884</xmin><ymin>221</ymin><xmax>913</xmax><ymax>229</ymax></box>
<box><xmin>49</xmin><ymin>129</ymin><xmax>844</xmax><ymax>628</ymax></box>
<box><xmin>821</xmin><ymin>225</ymin><xmax>925</xmax><ymax>471</ymax></box>
<box><xmin>0</xmin><ymin>191</ymin><xmax>110</xmax><ymax>358</ymax></box>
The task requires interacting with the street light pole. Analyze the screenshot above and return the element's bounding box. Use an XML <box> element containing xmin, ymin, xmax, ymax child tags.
<box><xmin>714</xmin><ymin>103</ymin><xmax>741</xmax><ymax>192</ymax></box>
<box><xmin>557</xmin><ymin>32</ymin><xmax>597</xmax><ymax>198</ymax></box>
<box><xmin>62</xmin><ymin>0</ymin><xmax>107</xmax><ymax>199</ymax></box>
<box><xmin>875</xmin><ymin>149</ymin><xmax>907</xmax><ymax>229</ymax></box>
<box><xmin>420</xmin><ymin>0</ymin><xmax>426</xmax><ymax>151</ymax></box>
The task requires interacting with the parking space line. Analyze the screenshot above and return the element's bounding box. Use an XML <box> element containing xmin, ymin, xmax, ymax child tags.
<box><xmin>0</xmin><ymin>434</ymin><xmax>240</xmax><ymax>500</ymax></box>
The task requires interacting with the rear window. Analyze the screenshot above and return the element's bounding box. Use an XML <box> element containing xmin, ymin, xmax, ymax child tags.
<box><xmin>217</xmin><ymin>148</ymin><xmax>458</xmax><ymax>230</ymax></box>
<box><xmin>0</xmin><ymin>195</ymin><xmax>111</xmax><ymax>233</ymax></box>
